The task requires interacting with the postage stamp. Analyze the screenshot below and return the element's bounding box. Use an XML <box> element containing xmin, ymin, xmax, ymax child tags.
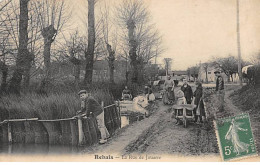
<box><xmin>214</xmin><ymin>113</ymin><xmax>258</xmax><ymax>161</ymax></box>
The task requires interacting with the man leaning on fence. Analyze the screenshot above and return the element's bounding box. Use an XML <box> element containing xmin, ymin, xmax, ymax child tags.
<box><xmin>77</xmin><ymin>90</ymin><xmax>110</xmax><ymax>144</ymax></box>
<box><xmin>214</xmin><ymin>70</ymin><xmax>225</xmax><ymax>112</ymax></box>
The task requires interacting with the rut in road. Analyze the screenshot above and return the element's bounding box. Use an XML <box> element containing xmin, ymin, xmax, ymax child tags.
<box><xmin>124</xmin><ymin>102</ymin><xmax>219</xmax><ymax>155</ymax></box>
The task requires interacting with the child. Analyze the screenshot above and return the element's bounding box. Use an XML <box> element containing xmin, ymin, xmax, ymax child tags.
<box><xmin>77</xmin><ymin>90</ymin><xmax>110</xmax><ymax>144</ymax></box>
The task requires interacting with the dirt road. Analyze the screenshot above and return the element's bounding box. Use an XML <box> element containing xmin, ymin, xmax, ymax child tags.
<box><xmin>124</xmin><ymin>101</ymin><xmax>218</xmax><ymax>155</ymax></box>
<box><xmin>83</xmin><ymin>85</ymin><xmax>259</xmax><ymax>156</ymax></box>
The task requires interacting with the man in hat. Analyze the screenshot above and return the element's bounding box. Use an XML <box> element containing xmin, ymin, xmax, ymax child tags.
<box><xmin>214</xmin><ymin>70</ymin><xmax>225</xmax><ymax>112</ymax></box>
<box><xmin>77</xmin><ymin>90</ymin><xmax>110</xmax><ymax>144</ymax></box>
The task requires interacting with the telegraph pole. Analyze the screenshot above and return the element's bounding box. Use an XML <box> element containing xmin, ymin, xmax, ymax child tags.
<box><xmin>236</xmin><ymin>0</ymin><xmax>243</xmax><ymax>86</ymax></box>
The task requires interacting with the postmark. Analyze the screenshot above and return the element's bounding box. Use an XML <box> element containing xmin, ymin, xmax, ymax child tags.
<box><xmin>214</xmin><ymin>113</ymin><xmax>258</xmax><ymax>161</ymax></box>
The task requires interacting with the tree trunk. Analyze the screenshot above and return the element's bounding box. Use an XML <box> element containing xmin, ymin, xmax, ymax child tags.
<box><xmin>40</xmin><ymin>25</ymin><xmax>57</xmax><ymax>92</ymax></box>
<box><xmin>22</xmin><ymin>52</ymin><xmax>34</xmax><ymax>90</ymax></box>
<box><xmin>84</xmin><ymin>0</ymin><xmax>95</xmax><ymax>85</ymax></box>
<box><xmin>0</xmin><ymin>62</ymin><xmax>8</xmax><ymax>94</ymax></box>
<box><xmin>205</xmin><ymin>69</ymin><xmax>208</xmax><ymax>83</ymax></box>
<box><xmin>107</xmin><ymin>43</ymin><xmax>115</xmax><ymax>84</ymax></box>
<box><xmin>8</xmin><ymin>0</ymin><xmax>29</xmax><ymax>94</ymax></box>
<box><xmin>74</xmin><ymin>64</ymin><xmax>80</xmax><ymax>86</ymax></box>
<box><xmin>43</xmin><ymin>40</ymin><xmax>51</xmax><ymax>76</ymax></box>
<box><xmin>127</xmin><ymin>19</ymin><xmax>138</xmax><ymax>84</ymax></box>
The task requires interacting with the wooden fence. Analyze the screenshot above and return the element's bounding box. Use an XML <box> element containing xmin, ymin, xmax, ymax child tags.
<box><xmin>0</xmin><ymin>101</ymin><xmax>121</xmax><ymax>146</ymax></box>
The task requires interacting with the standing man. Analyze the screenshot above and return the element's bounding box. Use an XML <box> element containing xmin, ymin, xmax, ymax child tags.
<box><xmin>77</xmin><ymin>90</ymin><xmax>110</xmax><ymax>144</ymax></box>
<box><xmin>214</xmin><ymin>70</ymin><xmax>225</xmax><ymax>112</ymax></box>
<box><xmin>181</xmin><ymin>79</ymin><xmax>193</xmax><ymax>104</ymax></box>
<box><xmin>163</xmin><ymin>75</ymin><xmax>175</xmax><ymax>104</ymax></box>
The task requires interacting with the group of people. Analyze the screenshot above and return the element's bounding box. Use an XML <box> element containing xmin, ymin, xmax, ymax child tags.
<box><xmin>161</xmin><ymin>75</ymin><xmax>205</xmax><ymax>123</ymax></box>
<box><xmin>182</xmin><ymin>79</ymin><xmax>205</xmax><ymax>123</ymax></box>
<box><xmin>169</xmin><ymin>69</ymin><xmax>225</xmax><ymax>124</ymax></box>
<box><xmin>121</xmin><ymin>85</ymin><xmax>155</xmax><ymax>102</ymax></box>
<box><xmin>75</xmin><ymin>70</ymin><xmax>225</xmax><ymax>144</ymax></box>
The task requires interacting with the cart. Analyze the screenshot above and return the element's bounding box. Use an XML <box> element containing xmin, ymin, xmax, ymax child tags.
<box><xmin>172</xmin><ymin>104</ymin><xmax>196</xmax><ymax>128</ymax></box>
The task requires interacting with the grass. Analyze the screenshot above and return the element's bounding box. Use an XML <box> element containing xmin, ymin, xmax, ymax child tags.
<box><xmin>230</xmin><ymin>85</ymin><xmax>260</xmax><ymax>114</ymax></box>
<box><xmin>0</xmin><ymin>89</ymin><xmax>115</xmax><ymax>121</ymax></box>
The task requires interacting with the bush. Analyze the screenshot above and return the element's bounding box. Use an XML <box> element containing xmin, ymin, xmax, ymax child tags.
<box><xmin>231</xmin><ymin>85</ymin><xmax>260</xmax><ymax>112</ymax></box>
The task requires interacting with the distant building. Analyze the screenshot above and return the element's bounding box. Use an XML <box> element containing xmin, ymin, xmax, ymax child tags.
<box><xmin>158</xmin><ymin>70</ymin><xmax>188</xmax><ymax>81</ymax></box>
<box><xmin>198</xmin><ymin>63</ymin><xmax>239</xmax><ymax>83</ymax></box>
<box><xmin>31</xmin><ymin>60</ymin><xmax>128</xmax><ymax>83</ymax></box>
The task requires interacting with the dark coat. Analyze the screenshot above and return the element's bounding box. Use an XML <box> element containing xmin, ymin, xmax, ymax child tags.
<box><xmin>193</xmin><ymin>86</ymin><xmax>205</xmax><ymax>116</ymax></box>
<box><xmin>216</xmin><ymin>75</ymin><xmax>224</xmax><ymax>91</ymax></box>
<box><xmin>181</xmin><ymin>84</ymin><xmax>193</xmax><ymax>104</ymax></box>
<box><xmin>144</xmin><ymin>87</ymin><xmax>152</xmax><ymax>95</ymax></box>
<box><xmin>81</xmin><ymin>96</ymin><xmax>103</xmax><ymax>117</ymax></box>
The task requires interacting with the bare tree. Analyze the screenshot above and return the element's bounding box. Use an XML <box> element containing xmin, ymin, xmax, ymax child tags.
<box><xmin>100</xmin><ymin>2</ymin><xmax>117</xmax><ymax>84</ymax></box>
<box><xmin>116</xmin><ymin>0</ymin><xmax>149</xmax><ymax>83</ymax></box>
<box><xmin>33</xmin><ymin>0</ymin><xmax>69</xmax><ymax>87</ymax></box>
<box><xmin>8</xmin><ymin>0</ymin><xmax>30</xmax><ymax>94</ymax></box>
<box><xmin>81</xmin><ymin>0</ymin><xmax>95</xmax><ymax>85</ymax></box>
<box><xmin>190</xmin><ymin>65</ymin><xmax>199</xmax><ymax>81</ymax></box>
<box><xmin>0</xmin><ymin>0</ymin><xmax>44</xmax><ymax>91</ymax></box>
<box><xmin>212</xmin><ymin>56</ymin><xmax>238</xmax><ymax>82</ymax></box>
<box><xmin>163</xmin><ymin>58</ymin><xmax>172</xmax><ymax>76</ymax></box>
<box><xmin>63</xmin><ymin>30</ymin><xmax>84</xmax><ymax>86</ymax></box>
<box><xmin>116</xmin><ymin>0</ymin><xmax>164</xmax><ymax>84</ymax></box>
<box><xmin>203</xmin><ymin>62</ymin><xmax>209</xmax><ymax>83</ymax></box>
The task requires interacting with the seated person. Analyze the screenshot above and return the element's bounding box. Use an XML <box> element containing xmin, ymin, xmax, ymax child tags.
<box><xmin>122</xmin><ymin>86</ymin><xmax>132</xmax><ymax>100</ymax></box>
<box><xmin>144</xmin><ymin>85</ymin><xmax>155</xmax><ymax>102</ymax></box>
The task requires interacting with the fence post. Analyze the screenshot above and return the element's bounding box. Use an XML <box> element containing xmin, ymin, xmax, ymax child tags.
<box><xmin>101</xmin><ymin>101</ymin><xmax>104</xmax><ymax>110</ymax></box>
<box><xmin>7</xmin><ymin>122</ymin><xmax>12</xmax><ymax>144</ymax></box>
<box><xmin>78</xmin><ymin>116</ymin><xmax>84</xmax><ymax>146</ymax></box>
<box><xmin>116</xmin><ymin>101</ymin><xmax>122</xmax><ymax>128</ymax></box>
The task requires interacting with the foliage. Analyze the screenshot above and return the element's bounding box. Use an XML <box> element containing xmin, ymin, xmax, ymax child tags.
<box><xmin>187</xmin><ymin>65</ymin><xmax>199</xmax><ymax>79</ymax></box>
<box><xmin>0</xmin><ymin>88</ymin><xmax>114</xmax><ymax>121</ymax></box>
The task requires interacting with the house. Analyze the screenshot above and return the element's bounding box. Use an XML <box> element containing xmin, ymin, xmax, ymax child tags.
<box><xmin>158</xmin><ymin>70</ymin><xmax>188</xmax><ymax>81</ymax></box>
<box><xmin>198</xmin><ymin>63</ymin><xmax>239</xmax><ymax>83</ymax></box>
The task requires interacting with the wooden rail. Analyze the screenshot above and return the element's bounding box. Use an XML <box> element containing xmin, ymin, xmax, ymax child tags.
<box><xmin>0</xmin><ymin>101</ymin><xmax>121</xmax><ymax>146</ymax></box>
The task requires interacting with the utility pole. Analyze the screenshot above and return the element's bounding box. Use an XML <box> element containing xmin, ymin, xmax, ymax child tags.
<box><xmin>236</xmin><ymin>0</ymin><xmax>243</xmax><ymax>86</ymax></box>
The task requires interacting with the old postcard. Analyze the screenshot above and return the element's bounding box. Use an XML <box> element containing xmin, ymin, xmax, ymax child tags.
<box><xmin>0</xmin><ymin>0</ymin><xmax>259</xmax><ymax>162</ymax></box>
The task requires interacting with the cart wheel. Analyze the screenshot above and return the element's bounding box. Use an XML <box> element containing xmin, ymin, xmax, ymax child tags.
<box><xmin>183</xmin><ymin>117</ymin><xmax>187</xmax><ymax>128</ymax></box>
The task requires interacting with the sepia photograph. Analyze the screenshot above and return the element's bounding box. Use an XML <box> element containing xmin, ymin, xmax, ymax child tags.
<box><xmin>0</xmin><ymin>0</ymin><xmax>259</xmax><ymax>162</ymax></box>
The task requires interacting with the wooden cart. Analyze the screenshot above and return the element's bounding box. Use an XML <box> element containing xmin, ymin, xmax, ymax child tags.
<box><xmin>172</xmin><ymin>104</ymin><xmax>196</xmax><ymax>128</ymax></box>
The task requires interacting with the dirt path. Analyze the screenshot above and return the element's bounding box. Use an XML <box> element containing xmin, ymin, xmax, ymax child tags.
<box><xmin>123</xmin><ymin>85</ymin><xmax>254</xmax><ymax>155</ymax></box>
<box><xmin>83</xmin><ymin>101</ymin><xmax>167</xmax><ymax>155</ymax></box>
<box><xmin>123</xmin><ymin>101</ymin><xmax>218</xmax><ymax>155</ymax></box>
<box><xmin>83</xmin><ymin>85</ymin><xmax>259</xmax><ymax>156</ymax></box>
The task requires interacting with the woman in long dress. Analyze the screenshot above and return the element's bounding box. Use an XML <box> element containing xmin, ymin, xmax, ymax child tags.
<box><xmin>174</xmin><ymin>90</ymin><xmax>187</xmax><ymax>125</ymax></box>
<box><xmin>225</xmin><ymin>119</ymin><xmax>249</xmax><ymax>155</ymax></box>
<box><xmin>192</xmin><ymin>82</ymin><xmax>205</xmax><ymax>123</ymax></box>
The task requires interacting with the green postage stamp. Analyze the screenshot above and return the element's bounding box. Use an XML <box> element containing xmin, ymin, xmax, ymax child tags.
<box><xmin>214</xmin><ymin>113</ymin><xmax>258</xmax><ymax>161</ymax></box>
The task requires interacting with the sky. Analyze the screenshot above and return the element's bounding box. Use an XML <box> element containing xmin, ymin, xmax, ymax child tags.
<box><xmin>70</xmin><ymin>0</ymin><xmax>260</xmax><ymax>70</ymax></box>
